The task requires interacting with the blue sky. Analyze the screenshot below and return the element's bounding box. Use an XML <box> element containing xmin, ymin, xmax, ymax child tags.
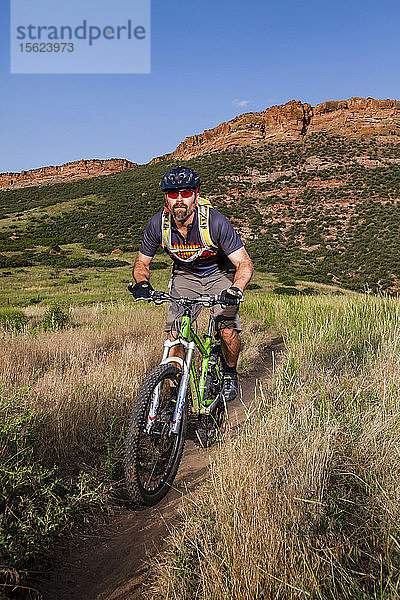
<box><xmin>1</xmin><ymin>0</ymin><xmax>400</xmax><ymax>173</ymax></box>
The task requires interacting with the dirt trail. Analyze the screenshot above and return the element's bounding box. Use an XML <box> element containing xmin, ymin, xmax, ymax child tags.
<box><xmin>36</xmin><ymin>338</ymin><xmax>283</xmax><ymax>600</ymax></box>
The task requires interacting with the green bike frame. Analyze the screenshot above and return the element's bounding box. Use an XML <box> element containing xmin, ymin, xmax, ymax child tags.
<box><xmin>153</xmin><ymin>309</ymin><xmax>223</xmax><ymax>434</ymax></box>
<box><xmin>178</xmin><ymin>312</ymin><xmax>220</xmax><ymax>413</ymax></box>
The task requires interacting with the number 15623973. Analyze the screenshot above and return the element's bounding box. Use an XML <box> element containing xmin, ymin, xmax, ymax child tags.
<box><xmin>19</xmin><ymin>43</ymin><xmax>74</xmax><ymax>52</ymax></box>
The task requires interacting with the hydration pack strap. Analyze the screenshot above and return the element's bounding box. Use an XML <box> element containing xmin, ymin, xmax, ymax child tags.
<box><xmin>197</xmin><ymin>200</ymin><xmax>214</xmax><ymax>249</ymax></box>
<box><xmin>161</xmin><ymin>209</ymin><xmax>172</xmax><ymax>250</ymax></box>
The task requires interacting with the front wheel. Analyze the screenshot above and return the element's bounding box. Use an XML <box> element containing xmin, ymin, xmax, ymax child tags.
<box><xmin>124</xmin><ymin>363</ymin><xmax>187</xmax><ymax>506</ymax></box>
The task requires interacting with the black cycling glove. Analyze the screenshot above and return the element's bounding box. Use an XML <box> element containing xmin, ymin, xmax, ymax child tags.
<box><xmin>220</xmin><ymin>286</ymin><xmax>244</xmax><ymax>306</ymax></box>
<box><xmin>128</xmin><ymin>281</ymin><xmax>154</xmax><ymax>300</ymax></box>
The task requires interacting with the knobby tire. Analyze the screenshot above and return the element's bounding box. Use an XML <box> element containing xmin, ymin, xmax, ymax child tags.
<box><xmin>124</xmin><ymin>363</ymin><xmax>187</xmax><ymax>507</ymax></box>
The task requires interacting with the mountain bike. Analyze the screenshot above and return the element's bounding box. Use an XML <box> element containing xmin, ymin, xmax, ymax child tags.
<box><xmin>124</xmin><ymin>286</ymin><xmax>240</xmax><ymax>507</ymax></box>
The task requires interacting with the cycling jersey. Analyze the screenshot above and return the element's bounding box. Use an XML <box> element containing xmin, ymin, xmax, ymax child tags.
<box><xmin>139</xmin><ymin>207</ymin><xmax>244</xmax><ymax>277</ymax></box>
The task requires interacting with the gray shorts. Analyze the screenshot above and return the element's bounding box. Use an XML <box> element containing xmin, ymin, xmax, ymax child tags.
<box><xmin>165</xmin><ymin>269</ymin><xmax>241</xmax><ymax>333</ymax></box>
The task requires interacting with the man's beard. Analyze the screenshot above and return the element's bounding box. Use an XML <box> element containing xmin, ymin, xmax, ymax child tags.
<box><xmin>173</xmin><ymin>204</ymin><xmax>194</xmax><ymax>223</ymax></box>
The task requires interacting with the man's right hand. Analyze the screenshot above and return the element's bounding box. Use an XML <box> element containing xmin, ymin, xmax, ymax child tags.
<box><xmin>128</xmin><ymin>281</ymin><xmax>154</xmax><ymax>300</ymax></box>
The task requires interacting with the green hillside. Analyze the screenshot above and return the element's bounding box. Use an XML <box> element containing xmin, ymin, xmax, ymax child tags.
<box><xmin>0</xmin><ymin>133</ymin><xmax>399</xmax><ymax>294</ymax></box>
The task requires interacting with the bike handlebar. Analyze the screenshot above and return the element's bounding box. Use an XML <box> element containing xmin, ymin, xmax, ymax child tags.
<box><xmin>127</xmin><ymin>284</ymin><xmax>243</xmax><ymax>308</ymax></box>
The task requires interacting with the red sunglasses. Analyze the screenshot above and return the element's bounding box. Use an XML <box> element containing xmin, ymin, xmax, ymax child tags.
<box><xmin>165</xmin><ymin>189</ymin><xmax>195</xmax><ymax>199</ymax></box>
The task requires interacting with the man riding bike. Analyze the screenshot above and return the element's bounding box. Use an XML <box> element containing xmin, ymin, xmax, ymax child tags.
<box><xmin>130</xmin><ymin>166</ymin><xmax>254</xmax><ymax>402</ymax></box>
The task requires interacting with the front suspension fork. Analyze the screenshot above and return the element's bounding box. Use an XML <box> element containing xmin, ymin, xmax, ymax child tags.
<box><xmin>145</xmin><ymin>338</ymin><xmax>195</xmax><ymax>435</ymax></box>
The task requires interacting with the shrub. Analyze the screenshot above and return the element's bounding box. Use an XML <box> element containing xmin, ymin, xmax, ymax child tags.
<box><xmin>0</xmin><ymin>309</ymin><xmax>27</xmax><ymax>332</ymax></box>
<box><xmin>246</xmin><ymin>283</ymin><xmax>262</xmax><ymax>290</ymax></box>
<box><xmin>0</xmin><ymin>395</ymin><xmax>105</xmax><ymax>570</ymax></box>
<box><xmin>276</xmin><ymin>273</ymin><xmax>296</xmax><ymax>286</ymax></box>
<box><xmin>41</xmin><ymin>303</ymin><xmax>70</xmax><ymax>331</ymax></box>
<box><xmin>273</xmin><ymin>286</ymin><xmax>301</xmax><ymax>295</ymax></box>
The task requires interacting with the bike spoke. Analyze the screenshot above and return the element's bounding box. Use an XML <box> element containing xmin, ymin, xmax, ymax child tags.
<box><xmin>145</xmin><ymin>457</ymin><xmax>162</xmax><ymax>490</ymax></box>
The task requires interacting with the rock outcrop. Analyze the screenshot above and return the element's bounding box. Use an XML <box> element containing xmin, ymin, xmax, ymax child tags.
<box><xmin>309</xmin><ymin>97</ymin><xmax>400</xmax><ymax>138</ymax></box>
<box><xmin>0</xmin><ymin>158</ymin><xmax>136</xmax><ymax>191</ymax></box>
<box><xmin>152</xmin><ymin>97</ymin><xmax>400</xmax><ymax>162</ymax></box>
<box><xmin>2</xmin><ymin>97</ymin><xmax>400</xmax><ymax>191</ymax></box>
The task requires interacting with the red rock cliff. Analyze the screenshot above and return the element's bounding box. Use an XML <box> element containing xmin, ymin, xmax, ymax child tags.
<box><xmin>0</xmin><ymin>158</ymin><xmax>136</xmax><ymax>191</ymax></box>
<box><xmin>152</xmin><ymin>97</ymin><xmax>400</xmax><ymax>162</ymax></box>
<box><xmin>3</xmin><ymin>97</ymin><xmax>400</xmax><ymax>190</ymax></box>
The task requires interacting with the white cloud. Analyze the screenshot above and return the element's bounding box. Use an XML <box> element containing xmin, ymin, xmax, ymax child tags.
<box><xmin>233</xmin><ymin>99</ymin><xmax>250</xmax><ymax>108</ymax></box>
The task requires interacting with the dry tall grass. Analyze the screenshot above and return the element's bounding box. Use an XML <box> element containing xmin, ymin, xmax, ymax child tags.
<box><xmin>0</xmin><ymin>303</ymin><xmax>164</xmax><ymax>465</ymax></box>
<box><xmin>0</xmin><ymin>302</ymin><xmax>267</xmax><ymax>467</ymax></box>
<box><xmin>148</xmin><ymin>294</ymin><xmax>400</xmax><ymax>599</ymax></box>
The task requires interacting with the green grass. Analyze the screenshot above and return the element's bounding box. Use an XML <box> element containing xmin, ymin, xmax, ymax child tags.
<box><xmin>0</xmin><ymin>194</ymin><xmax>101</xmax><ymax>231</ymax></box>
<box><xmin>0</xmin><ymin>250</ymin><xmax>136</xmax><ymax>307</ymax></box>
<box><xmin>0</xmin><ymin>265</ymin><xmax>346</xmax><ymax>309</ymax></box>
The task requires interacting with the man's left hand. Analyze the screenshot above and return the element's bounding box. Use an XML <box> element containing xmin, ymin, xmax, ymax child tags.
<box><xmin>220</xmin><ymin>287</ymin><xmax>244</xmax><ymax>306</ymax></box>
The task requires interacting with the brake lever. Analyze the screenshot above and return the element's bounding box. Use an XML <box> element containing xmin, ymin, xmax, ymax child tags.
<box><xmin>150</xmin><ymin>291</ymin><xmax>170</xmax><ymax>305</ymax></box>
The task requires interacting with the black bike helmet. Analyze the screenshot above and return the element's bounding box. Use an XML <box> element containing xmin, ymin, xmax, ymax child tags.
<box><xmin>161</xmin><ymin>166</ymin><xmax>201</xmax><ymax>191</ymax></box>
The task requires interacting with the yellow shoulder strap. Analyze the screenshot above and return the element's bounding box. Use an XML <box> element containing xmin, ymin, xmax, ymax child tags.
<box><xmin>197</xmin><ymin>196</ymin><xmax>216</xmax><ymax>249</ymax></box>
<box><xmin>161</xmin><ymin>209</ymin><xmax>171</xmax><ymax>249</ymax></box>
<box><xmin>197</xmin><ymin>195</ymin><xmax>213</xmax><ymax>207</ymax></box>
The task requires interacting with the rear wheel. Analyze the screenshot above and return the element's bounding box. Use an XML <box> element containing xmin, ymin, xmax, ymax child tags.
<box><xmin>124</xmin><ymin>364</ymin><xmax>187</xmax><ymax>506</ymax></box>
